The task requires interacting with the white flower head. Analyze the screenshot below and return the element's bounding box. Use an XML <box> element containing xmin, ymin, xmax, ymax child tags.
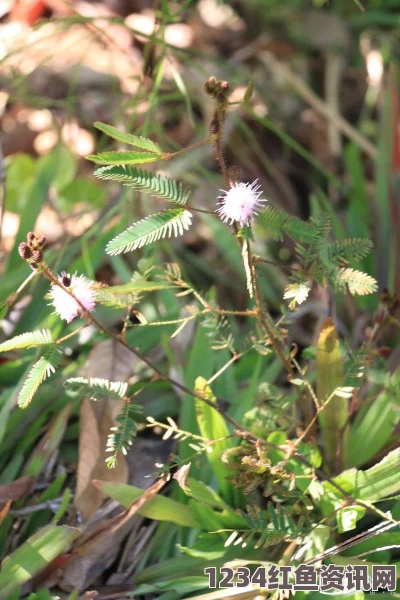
<box><xmin>216</xmin><ymin>179</ymin><xmax>266</xmax><ymax>227</ymax></box>
<box><xmin>49</xmin><ymin>272</ymin><xmax>95</xmax><ymax>323</ymax></box>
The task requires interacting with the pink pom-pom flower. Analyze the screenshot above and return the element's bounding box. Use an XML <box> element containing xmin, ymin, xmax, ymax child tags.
<box><xmin>216</xmin><ymin>179</ymin><xmax>266</xmax><ymax>227</ymax></box>
<box><xmin>49</xmin><ymin>272</ymin><xmax>95</xmax><ymax>323</ymax></box>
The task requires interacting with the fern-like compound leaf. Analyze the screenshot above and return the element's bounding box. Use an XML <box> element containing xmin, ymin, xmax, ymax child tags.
<box><xmin>106</xmin><ymin>209</ymin><xmax>193</xmax><ymax>255</ymax></box>
<box><xmin>94</xmin><ymin>122</ymin><xmax>162</xmax><ymax>154</ymax></box>
<box><xmin>335</xmin><ymin>268</ymin><xmax>378</xmax><ymax>296</ymax></box>
<box><xmin>0</xmin><ymin>329</ymin><xmax>53</xmax><ymax>353</ymax></box>
<box><xmin>18</xmin><ymin>347</ymin><xmax>63</xmax><ymax>409</ymax></box>
<box><xmin>64</xmin><ymin>377</ymin><xmax>128</xmax><ymax>402</ymax></box>
<box><xmin>86</xmin><ymin>151</ymin><xmax>160</xmax><ymax>166</ymax></box>
<box><xmin>257</xmin><ymin>207</ymin><xmax>318</xmax><ymax>243</ymax></box>
<box><xmin>94</xmin><ymin>165</ymin><xmax>191</xmax><ymax>205</ymax></box>
<box><xmin>283</xmin><ymin>281</ymin><xmax>311</xmax><ymax>309</ymax></box>
<box><xmin>106</xmin><ymin>401</ymin><xmax>142</xmax><ymax>468</ymax></box>
<box><xmin>328</xmin><ymin>238</ymin><xmax>373</xmax><ymax>264</ymax></box>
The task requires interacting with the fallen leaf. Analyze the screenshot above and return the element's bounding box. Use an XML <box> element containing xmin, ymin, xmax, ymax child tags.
<box><xmin>61</xmin><ymin>478</ymin><xmax>166</xmax><ymax>592</ymax></box>
<box><xmin>0</xmin><ymin>475</ymin><xmax>35</xmax><ymax>503</ymax></box>
<box><xmin>75</xmin><ymin>340</ymin><xmax>136</xmax><ymax>520</ymax></box>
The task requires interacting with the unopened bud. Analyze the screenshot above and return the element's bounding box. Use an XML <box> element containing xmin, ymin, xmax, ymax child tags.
<box><xmin>209</xmin><ymin>118</ymin><xmax>219</xmax><ymax>135</ymax></box>
<box><xmin>379</xmin><ymin>346</ymin><xmax>392</xmax><ymax>358</ymax></box>
<box><xmin>18</xmin><ymin>242</ymin><xmax>32</xmax><ymax>260</ymax></box>
<box><xmin>38</xmin><ymin>235</ymin><xmax>46</xmax><ymax>248</ymax></box>
<box><xmin>62</xmin><ymin>275</ymin><xmax>71</xmax><ymax>287</ymax></box>
<box><xmin>31</xmin><ymin>250</ymin><xmax>43</xmax><ymax>264</ymax></box>
<box><xmin>205</xmin><ymin>76</ymin><xmax>217</xmax><ymax>95</ymax></box>
<box><xmin>27</xmin><ymin>232</ymin><xmax>35</xmax><ymax>246</ymax></box>
<box><xmin>221</xmin><ymin>80</ymin><xmax>229</xmax><ymax>91</ymax></box>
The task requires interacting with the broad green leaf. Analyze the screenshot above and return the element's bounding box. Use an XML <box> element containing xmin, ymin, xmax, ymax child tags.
<box><xmin>23</xmin><ymin>404</ymin><xmax>72</xmax><ymax>477</ymax></box>
<box><xmin>317</xmin><ymin>318</ymin><xmax>348</xmax><ymax>471</ymax></box>
<box><xmin>194</xmin><ymin>377</ymin><xmax>233</xmax><ymax>502</ymax></box>
<box><xmin>95</xmin><ymin>480</ymin><xmax>200</xmax><ymax>528</ymax></box>
<box><xmin>94</xmin><ymin>122</ymin><xmax>162</xmax><ymax>154</ymax></box>
<box><xmin>0</xmin><ymin>329</ymin><xmax>52</xmax><ymax>353</ymax></box>
<box><xmin>323</xmin><ymin>448</ymin><xmax>400</xmax><ymax>512</ymax></box>
<box><xmin>337</xmin><ymin>505</ymin><xmax>366</xmax><ymax>533</ymax></box>
<box><xmin>184</xmin><ymin>479</ymin><xmax>246</xmax><ymax>529</ymax></box>
<box><xmin>106</xmin><ymin>209</ymin><xmax>192</xmax><ymax>255</ymax></box>
<box><xmin>0</xmin><ymin>524</ymin><xmax>79</xmax><ymax>597</ymax></box>
<box><xmin>347</xmin><ymin>368</ymin><xmax>400</xmax><ymax>468</ymax></box>
<box><xmin>86</xmin><ymin>151</ymin><xmax>160</xmax><ymax>165</ymax></box>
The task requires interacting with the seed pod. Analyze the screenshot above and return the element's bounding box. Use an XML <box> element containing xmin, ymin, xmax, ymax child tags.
<box><xmin>18</xmin><ymin>242</ymin><xmax>32</xmax><ymax>260</ymax></box>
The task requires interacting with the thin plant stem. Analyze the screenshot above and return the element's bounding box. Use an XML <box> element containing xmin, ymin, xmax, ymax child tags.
<box><xmin>55</xmin><ymin>324</ymin><xmax>89</xmax><ymax>345</ymax></box>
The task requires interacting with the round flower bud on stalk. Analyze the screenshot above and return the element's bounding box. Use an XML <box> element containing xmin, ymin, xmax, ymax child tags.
<box><xmin>18</xmin><ymin>242</ymin><xmax>32</xmax><ymax>260</ymax></box>
<box><xmin>49</xmin><ymin>272</ymin><xmax>95</xmax><ymax>323</ymax></box>
<box><xmin>27</xmin><ymin>232</ymin><xmax>35</xmax><ymax>246</ymax></box>
<box><xmin>31</xmin><ymin>250</ymin><xmax>43</xmax><ymax>264</ymax></box>
<box><xmin>216</xmin><ymin>179</ymin><xmax>266</xmax><ymax>228</ymax></box>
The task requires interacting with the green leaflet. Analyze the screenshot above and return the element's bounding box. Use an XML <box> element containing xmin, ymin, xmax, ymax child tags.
<box><xmin>0</xmin><ymin>329</ymin><xmax>52</xmax><ymax>353</ymax></box>
<box><xmin>18</xmin><ymin>347</ymin><xmax>63</xmax><ymax>409</ymax></box>
<box><xmin>106</xmin><ymin>209</ymin><xmax>193</xmax><ymax>255</ymax></box>
<box><xmin>194</xmin><ymin>377</ymin><xmax>233</xmax><ymax>503</ymax></box>
<box><xmin>257</xmin><ymin>206</ymin><xmax>318</xmax><ymax>243</ymax></box>
<box><xmin>94</xmin><ymin>122</ymin><xmax>162</xmax><ymax>154</ymax></box>
<box><xmin>86</xmin><ymin>151</ymin><xmax>161</xmax><ymax>166</ymax></box>
<box><xmin>94</xmin><ymin>165</ymin><xmax>191</xmax><ymax>205</ymax></box>
<box><xmin>105</xmin><ymin>402</ymin><xmax>142</xmax><ymax>468</ymax></box>
<box><xmin>334</xmin><ymin>268</ymin><xmax>378</xmax><ymax>296</ymax></box>
<box><xmin>64</xmin><ymin>377</ymin><xmax>128</xmax><ymax>402</ymax></box>
<box><xmin>328</xmin><ymin>238</ymin><xmax>374</xmax><ymax>264</ymax></box>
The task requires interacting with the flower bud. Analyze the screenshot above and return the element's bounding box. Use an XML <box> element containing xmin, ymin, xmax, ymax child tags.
<box><xmin>38</xmin><ymin>235</ymin><xmax>46</xmax><ymax>248</ymax></box>
<box><xmin>209</xmin><ymin>118</ymin><xmax>219</xmax><ymax>135</ymax></box>
<box><xmin>379</xmin><ymin>346</ymin><xmax>392</xmax><ymax>358</ymax></box>
<box><xmin>31</xmin><ymin>250</ymin><xmax>43</xmax><ymax>264</ymax></box>
<box><xmin>27</xmin><ymin>232</ymin><xmax>35</xmax><ymax>246</ymax></box>
<box><xmin>18</xmin><ymin>242</ymin><xmax>32</xmax><ymax>260</ymax></box>
<box><xmin>62</xmin><ymin>275</ymin><xmax>71</xmax><ymax>287</ymax></box>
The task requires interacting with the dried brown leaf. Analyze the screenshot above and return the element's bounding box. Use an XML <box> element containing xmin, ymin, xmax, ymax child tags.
<box><xmin>0</xmin><ymin>475</ymin><xmax>35</xmax><ymax>503</ymax></box>
<box><xmin>75</xmin><ymin>340</ymin><xmax>136</xmax><ymax>520</ymax></box>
